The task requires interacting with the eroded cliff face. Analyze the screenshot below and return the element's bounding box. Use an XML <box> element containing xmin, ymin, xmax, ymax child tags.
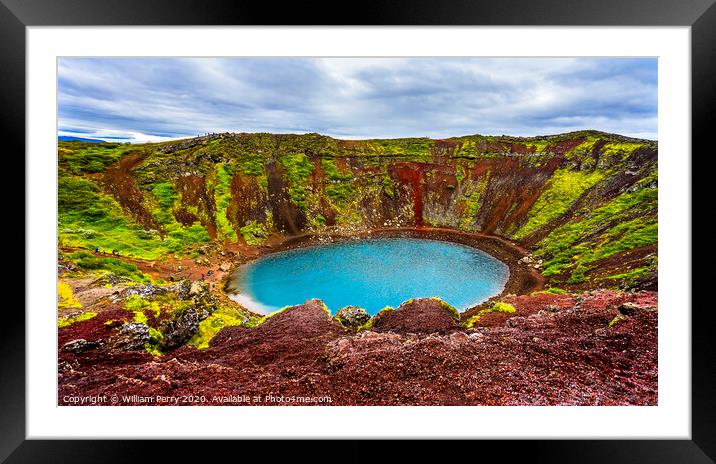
<box><xmin>58</xmin><ymin>130</ymin><xmax>657</xmax><ymax>290</ymax></box>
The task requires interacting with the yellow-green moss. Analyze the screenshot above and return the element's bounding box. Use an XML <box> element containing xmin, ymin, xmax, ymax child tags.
<box><xmin>514</xmin><ymin>169</ymin><xmax>604</xmax><ymax>239</ymax></box>
<box><xmin>608</xmin><ymin>314</ymin><xmax>628</xmax><ymax>328</ymax></box>
<box><xmin>145</xmin><ymin>327</ymin><xmax>164</xmax><ymax>356</ymax></box>
<box><xmin>357</xmin><ymin>306</ymin><xmax>394</xmax><ymax>331</ymax></box>
<box><xmin>280</xmin><ymin>152</ymin><xmax>315</xmax><ymax>210</ymax></box>
<box><xmin>187</xmin><ymin>306</ymin><xmax>246</xmax><ymax>349</ymax></box>
<box><xmin>249</xmin><ymin>305</ymin><xmax>294</xmax><ymax>328</ymax></box>
<box><xmin>533</xmin><ymin>287</ymin><xmax>568</xmax><ymax>295</ymax></box>
<box><xmin>58</xmin><ymin>281</ymin><xmax>82</xmax><ymax>309</ymax></box>
<box><xmin>213</xmin><ymin>163</ymin><xmax>239</xmax><ymax>241</ymax></box>
<box><xmin>124</xmin><ymin>294</ymin><xmax>160</xmax><ymax>322</ymax></box>
<box><xmin>58</xmin><ymin>311</ymin><xmax>97</xmax><ymax>328</ymax></box>
<box><xmin>240</xmin><ymin>220</ymin><xmax>269</xmax><ymax>246</ymax></box>
<box><xmin>458</xmin><ymin>174</ymin><xmax>489</xmax><ymax>230</ymax></box>
<box><xmin>600</xmin><ymin>142</ymin><xmax>645</xmax><ymax>163</ymax></box>
<box><xmin>429</xmin><ymin>296</ymin><xmax>460</xmax><ymax>321</ymax></box>
<box><xmin>464</xmin><ymin>302</ymin><xmax>516</xmax><ymax>328</ymax></box>
<box><xmin>535</xmin><ymin>187</ymin><xmax>657</xmax><ymax>282</ymax></box>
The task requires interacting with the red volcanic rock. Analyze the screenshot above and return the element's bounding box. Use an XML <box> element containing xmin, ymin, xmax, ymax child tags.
<box><xmin>371</xmin><ymin>298</ymin><xmax>461</xmax><ymax>335</ymax></box>
<box><xmin>58</xmin><ymin>291</ymin><xmax>658</xmax><ymax>406</ymax></box>
<box><xmin>198</xmin><ymin>299</ymin><xmax>346</xmax><ymax>366</ymax></box>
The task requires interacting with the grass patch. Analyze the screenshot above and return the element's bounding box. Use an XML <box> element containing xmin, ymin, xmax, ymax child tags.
<box><xmin>58</xmin><ymin>142</ymin><xmax>129</xmax><ymax>174</ymax></box>
<box><xmin>67</xmin><ymin>251</ymin><xmax>150</xmax><ymax>283</ymax></box>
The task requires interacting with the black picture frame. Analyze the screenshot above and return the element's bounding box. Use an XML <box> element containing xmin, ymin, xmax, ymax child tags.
<box><xmin>2</xmin><ymin>0</ymin><xmax>713</xmax><ymax>461</ymax></box>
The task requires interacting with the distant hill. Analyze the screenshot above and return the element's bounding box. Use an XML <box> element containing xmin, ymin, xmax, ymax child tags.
<box><xmin>58</xmin><ymin>135</ymin><xmax>106</xmax><ymax>143</ymax></box>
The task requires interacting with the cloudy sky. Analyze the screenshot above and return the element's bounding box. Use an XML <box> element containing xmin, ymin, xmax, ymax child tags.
<box><xmin>58</xmin><ymin>57</ymin><xmax>657</xmax><ymax>143</ymax></box>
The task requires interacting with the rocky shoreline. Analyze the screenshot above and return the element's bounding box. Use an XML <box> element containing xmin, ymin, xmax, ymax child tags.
<box><xmin>224</xmin><ymin>227</ymin><xmax>545</xmax><ymax>315</ymax></box>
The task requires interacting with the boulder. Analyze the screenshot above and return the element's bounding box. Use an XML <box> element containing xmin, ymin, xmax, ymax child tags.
<box><xmin>58</xmin><ymin>262</ymin><xmax>78</xmax><ymax>273</ymax></box>
<box><xmin>219</xmin><ymin>262</ymin><xmax>232</xmax><ymax>272</ymax></box>
<box><xmin>189</xmin><ymin>281</ymin><xmax>209</xmax><ymax>297</ymax></box>
<box><xmin>335</xmin><ymin>306</ymin><xmax>371</xmax><ymax>329</ymax></box>
<box><xmin>618</xmin><ymin>302</ymin><xmax>657</xmax><ymax>316</ymax></box>
<box><xmin>62</xmin><ymin>339</ymin><xmax>102</xmax><ymax>353</ymax></box>
<box><xmin>123</xmin><ymin>283</ymin><xmax>169</xmax><ymax>299</ymax></box>
<box><xmin>160</xmin><ymin>308</ymin><xmax>201</xmax><ymax>350</ymax></box>
<box><xmin>106</xmin><ymin>322</ymin><xmax>151</xmax><ymax>351</ymax></box>
<box><xmin>172</xmin><ymin>280</ymin><xmax>192</xmax><ymax>300</ymax></box>
<box><xmin>159</xmin><ymin>294</ymin><xmax>216</xmax><ymax>350</ymax></box>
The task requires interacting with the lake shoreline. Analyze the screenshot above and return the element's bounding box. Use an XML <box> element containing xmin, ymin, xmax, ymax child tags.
<box><xmin>223</xmin><ymin>227</ymin><xmax>545</xmax><ymax>316</ymax></box>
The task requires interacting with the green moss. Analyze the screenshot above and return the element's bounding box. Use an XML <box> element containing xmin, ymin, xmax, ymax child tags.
<box><xmin>58</xmin><ymin>311</ymin><xmax>97</xmax><ymax>328</ymax></box>
<box><xmin>602</xmin><ymin>254</ymin><xmax>657</xmax><ymax>287</ymax></box>
<box><xmin>364</xmin><ymin>138</ymin><xmax>434</xmax><ymax>159</ymax></box>
<box><xmin>564</xmin><ymin>137</ymin><xmax>599</xmax><ymax>160</ymax></box>
<box><xmin>534</xmin><ymin>287</ymin><xmax>568</xmax><ymax>295</ymax></box>
<box><xmin>357</xmin><ymin>319</ymin><xmax>374</xmax><ymax>331</ymax></box>
<box><xmin>464</xmin><ymin>302</ymin><xmax>516</xmax><ymax>328</ymax></box>
<box><xmin>59</xmin><ymin>173</ymin><xmax>206</xmax><ymax>260</ymax></box>
<box><xmin>58</xmin><ymin>143</ymin><xmax>130</xmax><ymax>174</ymax></box>
<box><xmin>514</xmin><ymin>169</ymin><xmax>604</xmax><ymax>239</ymax></box>
<box><xmin>59</xmin><ymin>143</ymin><xmax>219</xmax><ymax>260</ymax></box>
<box><xmin>429</xmin><ymin>297</ymin><xmax>460</xmax><ymax>321</ymax></box>
<box><xmin>213</xmin><ymin>163</ymin><xmax>239</xmax><ymax>241</ymax></box>
<box><xmin>242</xmin><ymin>316</ymin><xmax>263</xmax><ymax>329</ymax></box>
<box><xmin>124</xmin><ymin>294</ymin><xmax>160</xmax><ymax>322</ymax></box>
<box><xmin>605</xmin><ymin>268</ymin><xmax>648</xmax><ymax>281</ymax></box>
<box><xmin>151</xmin><ymin>182</ymin><xmax>177</xmax><ymax>211</ymax></box>
<box><xmin>144</xmin><ymin>343</ymin><xmax>163</xmax><ymax>357</ymax></box>
<box><xmin>459</xmin><ymin>174</ymin><xmax>489</xmax><ymax>230</ymax></box>
<box><xmin>608</xmin><ymin>314</ymin><xmax>628</xmax><ymax>328</ymax></box>
<box><xmin>234</xmin><ymin>147</ymin><xmax>269</xmax><ymax>177</ymax></box>
<box><xmin>58</xmin><ymin>281</ymin><xmax>82</xmax><ymax>309</ymax></box>
<box><xmin>535</xmin><ymin>187</ymin><xmax>657</xmax><ymax>281</ymax></box>
<box><xmin>133</xmin><ymin>311</ymin><xmax>148</xmax><ymax>324</ymax></box>
<box><xmin>600</xmin><ymin>142</ymin><xmax>645</xmax><ymax>163</ymax></box>
<box><xmin>187</xmin><ymin>306</ymin><xmax>246</xmax><ymax>349</ymax></box>
<box><xmin>240</xmin><ymin>220</ymin><xmax>269</xmax><ymax>246</ymax></box>
<box><xmin>281</xmin><ymin>153</ymin><xmax>315</xmax><ymax>210</ymax></box>
<box><xmin>145</xmin><ymin>327</ymin><xmax>164</xmax><ymax>356</ymax></box>
<box><xmin>356</xmin><ymin>306</ymin><xmax>394</xmax><ymax>331</ymax></box>
<box><xmin>67</xmin><ymin>251</ymin><xmax>150</xmax><ymax>283</ymax></box>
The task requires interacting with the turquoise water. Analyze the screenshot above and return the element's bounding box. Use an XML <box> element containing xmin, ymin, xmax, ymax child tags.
<box><xmin>227</xmin><ymin>238</ymin><xmax>509</xmax><ymax>315</ymax></box>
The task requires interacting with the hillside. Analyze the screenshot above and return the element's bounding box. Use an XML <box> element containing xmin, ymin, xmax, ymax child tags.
<box><xmin>58</xmin><ymin>130</ymin><xmax>657</xmax><ymax>290</ymax></box>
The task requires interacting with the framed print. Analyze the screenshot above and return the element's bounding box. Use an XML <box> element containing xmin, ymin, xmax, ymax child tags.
<box><xmin>3</xmin><ymin>0</ymin><xmax>714</xmax><ymax>460</ymax></box>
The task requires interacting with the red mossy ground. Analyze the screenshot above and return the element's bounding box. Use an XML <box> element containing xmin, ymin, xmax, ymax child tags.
<box><xmin>58</xmin><ymin>291</ymin><xmax>657</xmax><ymax>406</ymax></box>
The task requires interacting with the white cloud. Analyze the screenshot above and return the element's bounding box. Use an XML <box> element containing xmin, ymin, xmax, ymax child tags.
<box><xmin>58</xmin><ymin>57</ymin><xmax>658</xmax><ymax>143</ymax></box>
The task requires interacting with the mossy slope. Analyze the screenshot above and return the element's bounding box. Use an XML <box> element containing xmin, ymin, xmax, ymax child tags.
<box><xmin>58</xmin><ymin>130</ymin><xmax>657</xmax><ymax>289</ymax></box>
